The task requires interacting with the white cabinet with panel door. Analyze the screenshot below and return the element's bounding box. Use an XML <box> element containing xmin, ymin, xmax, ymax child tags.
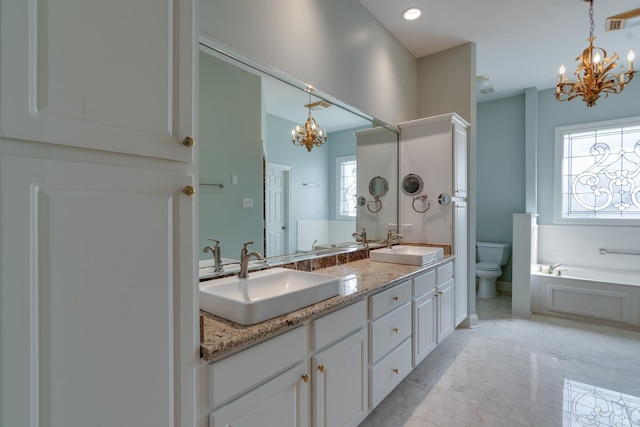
<box><xmin>0</xmin><ymin>155</ymin><xmax>196</xmax><ymax>427</ymax></box>
<box><xmin>453</xmin><ymin>201</ymin><xmax>468</xmax><ymax>326</ymax></box>
<box><xmin>0</xmin><ymin>0</ymin><xmax>197</xmax><ymax>425</ymax></box>
<box><xmin>0</xmin><ymin>0</ymin><xmax>195</xmax><ymax>162</ymax></box>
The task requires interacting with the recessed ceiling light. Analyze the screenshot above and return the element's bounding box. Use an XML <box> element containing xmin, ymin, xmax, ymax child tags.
<box><xmin>402</xmin><ymin>7</ymin><xmax>422</xmax><ymax>21</ymax></box>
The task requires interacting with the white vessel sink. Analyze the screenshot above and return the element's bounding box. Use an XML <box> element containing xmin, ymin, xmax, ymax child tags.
<box><xmin>199</xmin><ymin>268</ymin><xmax>340</xmax><ymax>325</ymax></box>
<box><xmin>369</xmin><ymin>246</ymin><xmax>444</xmax><ymax>266</ymax></box>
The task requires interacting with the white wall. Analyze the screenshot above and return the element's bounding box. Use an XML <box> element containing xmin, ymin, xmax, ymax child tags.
<box><xmin>199</xmin><ymin>0</ymin><xmax>417</xmax><ymax>125</ymax></box>
<box><xmin>538</xmin><ymin>225</ymin><xmax>640</xmax><ymax>272</ymax></box>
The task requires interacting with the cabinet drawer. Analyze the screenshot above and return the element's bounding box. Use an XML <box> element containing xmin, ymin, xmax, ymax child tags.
<box><xmin>209</xmin><ymin>326</ymin><xmax>307</xmax><ymax>409</ymax></box>
<box><xmin>313</xmin><ymin>299</ymin><xmax>367</xmax><ymax>351</ymax></box>
<box><xmin>369</xmin><ymin>280</ymin><xmax>411</xmax><ymax>319</ymax></box>
<box><xmin>369</xmin><ymin>338</ymin><xmax>412</xmax><ymax>409</ymax></box>
<box><xmin>369</xmin><ymin>302</ymin><xmax>411</xmax><ymax>363</ymax></box>
<box><xmin>437</xmin><ymin>261</ymin><xmax>454</xmax><ymax>285</ymax></box>
<box><xmin>413</xmin><ymin>269</ymin><xmax>436</xmax><ymax>298</ymax></box>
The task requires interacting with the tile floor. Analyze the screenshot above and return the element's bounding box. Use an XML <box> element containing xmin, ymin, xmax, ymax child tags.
<box><xmin>360</xmin><ymin>294</ymin><xmax>640</xmax><ymax>427</ymax></box>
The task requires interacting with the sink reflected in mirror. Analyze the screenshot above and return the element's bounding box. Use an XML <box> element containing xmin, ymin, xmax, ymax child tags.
<box><xmin>369</xmin><ymin>246</ymin><xmax>444</xmax><ymax>266</ymax></box>
<box><xmin>199</xmin><ymin>268</ymin><xmax>341</xmax><ymax>325</ymax></box>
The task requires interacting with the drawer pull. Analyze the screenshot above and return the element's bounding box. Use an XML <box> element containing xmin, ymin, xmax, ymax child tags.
<box><xmin>393</xmin><ymin>327</ymin><xmax>399</xmax><ymax>334</ymax></box>
<box><xmin>302</xmin><ymin>374</ymin><xmax>310</xmax><ymax>383</ymax></box>
<box><xmin>393</xmin><ymin>368</ymin><xmax>399</xmax><ymax>375</ymax></box>
<box><xmin>392</xmin><ymin>296</ymin><xmax>399</xmax><ymax>301</ymax></box>
<box><xmin>318</xmin><ymin>364</ymin><xmax>326</xmax><ymax>373</ymax></box>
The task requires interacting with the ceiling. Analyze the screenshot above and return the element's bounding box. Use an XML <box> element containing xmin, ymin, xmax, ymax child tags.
<box><xmin>358</xmin><ymin>0</ymin><xmax>640</xmax><ymax>102</ymax></box>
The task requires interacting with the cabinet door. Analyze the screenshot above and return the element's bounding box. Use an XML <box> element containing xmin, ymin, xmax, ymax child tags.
<box><xmin>453</xmin><ymin>201</ymin><xmax>468</xmax><ymax>326</ymax></box>
<box><xmin>437</xmin><ymin>279</ymin><xmax>455</xmax><ymax>342</ymax></box>
<box><xmin>0</xmin><ymin>0</ymin><xmax>195</xmax><ymax>162</ymax></box>
<box><xmin>413</xmin><ymin>288</ymin><xmax>437</xmax><ymax>366</ymax></box>
<box><xmin>209</xmin><ymin>362</ymin><xmax>310</xmax><ymax>427</ymax></box>
<box><xmin>453</xmin><ymin>122</ymin><xmax>468</xmax><ymax>198</ymax></box>
<box><xmin>0</xmin><ymin>156</ymin><xmax>196</xmax><ymax>427</ymax></box>
<box><xmin>313</xmin><ymin>328</ymin><xmax>368</xmax><ymax>427</ymax></box>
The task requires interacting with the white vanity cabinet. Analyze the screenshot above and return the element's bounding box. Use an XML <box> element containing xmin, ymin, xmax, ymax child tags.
<box><xmin>412</xmin><ymin>261</ymin><xmax>455</xmax><ymax>367</ymax></box>
<box><xmin>368</xmin><ymin>281</ymin><xmax>413</xmax><ymax>408</ymax></box>
<box><xmin>209</xmin><ymin>362</ymin><xmax>310</xmax><ymax>427</ymax></box>
<box><xmin>312</xmin><ymin>300</ymin><xmax>368</xmax><ymax>427</ymax></box>
<box><xmin>208</xmin><ymin>326</ymin><xmax>310</xmax><ymax>427</ymax></box>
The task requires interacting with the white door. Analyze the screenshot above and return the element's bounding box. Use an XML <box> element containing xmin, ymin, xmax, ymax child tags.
<box><xmin>265</xmin><ymin>163</ymin><xmax>290</xmax><ymax>256</ymax></box>
<box><xmin>437</xmin><ymin>280</ymin><xmax>455</xmax><ymax>343</ymax></box>
<box><xmin>453</xmin><ymin>201</ymin><xmax>468</xmax><ymax>326</ymax></box>
<box><xmin>0</xmin><ymin>155</ymin><xmax>197</xmax><ymax>427</ymax></box>
<box><xmin>312</xmin><ymin>329</ymin><xmax>368</xmax><ymax>427</ymax></box>
<box><xmin>209</xmin><ymin>363</ymin><xmax>310</xmax><ymax>427</ymax></box>
<box><xmin>0</xmin><ymin>0</ymin><xmax>195</xmax><ymax>162</ymax></box>
<box><xmin>413</xmin><ymin>288</ymin><xmax>437</xmax><ymax>366</ymax></box>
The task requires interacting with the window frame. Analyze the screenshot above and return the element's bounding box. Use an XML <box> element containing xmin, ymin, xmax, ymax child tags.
<box><xmin>335</xmin><ymin>155</ymin><xmax>357</xmax><ymax>220</ymax></box>
<box><xmin>554</xmin><ymin>116</ymin><xmax>640</xmax><ymax>226</ymax></box>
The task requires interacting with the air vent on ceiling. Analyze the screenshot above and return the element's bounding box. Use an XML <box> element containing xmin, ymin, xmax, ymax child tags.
<box><xmin>606</xmin><ymin>8</ymin><xmax>640</xmax><ymax>31</ymax></box>
<box><xmin>304</xmin><ymin>100</ymin><xmax>332</xmax><ymax>110</ymax></box>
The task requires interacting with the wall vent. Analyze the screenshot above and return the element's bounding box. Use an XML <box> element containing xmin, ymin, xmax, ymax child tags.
<box><xmin>606</xmin><ymin>8</ymin><xmax>640</xmax><ymax>31</ymax></box>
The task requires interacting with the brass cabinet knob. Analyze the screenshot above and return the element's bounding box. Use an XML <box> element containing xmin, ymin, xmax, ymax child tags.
<box><xmin>302</xmin><ymin>374</ymin><xmax>310</xmax><ymax>383</ymax></box>
<box><xmin>393</xmin><ymin>327</ymin><xmax>399</xmax><ymax>334</ymax></box>
<box><xmin>392</xmin><ymin>296</ymin><xmax>399</xmax><ymax>301</ymax></box>
<box><xmin>182</xmin><ymin>185</ymin><xmax>195</xmax><ymax>196</ymax></box>
<box><xmin>393</xmin><ymin>368</ymin><xmax>399</xmax><ymax>375</ymax></box>
<box><xmin>182</xmin><ymin>136</ymin><xmax>195</xmax><ymax>148</ymax></box>
<box><xmin>318</xmin><ymin>364</ymin><xmax>326</xmax><ymax>373</ymax></box>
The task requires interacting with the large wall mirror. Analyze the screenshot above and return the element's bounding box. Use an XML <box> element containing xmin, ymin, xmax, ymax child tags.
<box><xmin>199</xmin><ymin>38</ymin><xmax>398</xmax><ymax>267</ymax></box>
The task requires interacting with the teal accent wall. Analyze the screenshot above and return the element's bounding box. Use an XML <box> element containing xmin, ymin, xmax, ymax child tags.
<box><xmin>477</xmin><ymin>82</ymin><xmax>640</xmax><ymax>282</ymax></box>
<box><xmin>199</xmin><ymin>52</ymin><xmax>264</xmax><ymax>259</ymax></box>
<box><xmin>477</xmin><ymin>95</ymin><xmax>526</xmax><ymax>282</ymax></box>
<box><xmin>536</xmin><ymin>84</ymin><xmax>640</xmax><ymax>224</ymax></box>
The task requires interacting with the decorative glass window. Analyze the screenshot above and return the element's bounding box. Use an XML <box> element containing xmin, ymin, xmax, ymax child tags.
<box><xmin>555</xmin><ymin>117</ymin><xmax>640</xmax><ymax>224</ymax></box>
<box><xmin>337</xmin><ymin>156</ymin><xmax>357</xmax><ymax>219</ymax></box>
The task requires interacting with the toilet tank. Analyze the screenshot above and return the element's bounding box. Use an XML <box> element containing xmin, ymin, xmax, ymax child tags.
<box><xmin>476</xmin><ymin>241</ymin><xmax>511</xmax><ymax>265</ymax></box>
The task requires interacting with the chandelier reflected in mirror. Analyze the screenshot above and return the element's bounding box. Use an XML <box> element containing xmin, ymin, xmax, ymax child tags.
<box><xmin>556</xmin><ymin>0</ymin><xmax>635</xmax><ymax>107</ymax></box>
<box><xmin>291</xmin><ymin>87</ymin><xmax>328</xmax><ymax>152</ymax></box>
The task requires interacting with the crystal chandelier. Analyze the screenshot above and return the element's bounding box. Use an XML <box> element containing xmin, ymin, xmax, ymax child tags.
<box><xmin>556</xmin><ymin>0</ymin><xmax>635</xmax><ymax>107</ymax></box>
<box><xmin>291</xmin><ymin>88</ymin><xmax>327</xmax><ymax>152</ymax></box>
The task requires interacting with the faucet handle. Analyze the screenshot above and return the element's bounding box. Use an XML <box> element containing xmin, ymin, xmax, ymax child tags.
<box><xmin>207</xmin><ymin>238</ymin><xmax>220</xmax><ymax>247</ymax></box>
<box><xmin>242</xmin><ymin>241</ymin><xmax>254</xmax><ymax>250</ymax></box>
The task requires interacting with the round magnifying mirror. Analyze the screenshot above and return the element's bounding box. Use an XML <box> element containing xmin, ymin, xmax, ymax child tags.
<box><xmin>368</xmin><ymin>176</ymin><xmax>389</xmax><ymax>198</ymax></box>
<box><xmin>401</xmin><ymin>173</ymin><xmax>424</xmax><ymax>196</ymax></box>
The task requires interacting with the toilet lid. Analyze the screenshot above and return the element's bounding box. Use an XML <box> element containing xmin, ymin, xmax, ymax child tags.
<box><xmin>476</xmin><ymin>262</ymin><xmax>501</xmax><ymax>271</ymax></box>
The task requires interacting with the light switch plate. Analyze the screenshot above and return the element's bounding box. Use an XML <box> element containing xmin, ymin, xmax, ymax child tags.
<box><xmin>242</xmin><ymin>198</ymin><xmax>253</xmax><ymax>208</ymax></box>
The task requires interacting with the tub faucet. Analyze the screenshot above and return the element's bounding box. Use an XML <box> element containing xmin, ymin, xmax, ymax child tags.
<box><xmin>352</xmin><ymin>228</ymin><xmax>367</xmax><ymax>246</ymax></box>
<box><xmin>239</xmin><ymin>241</ymin><xmax>263</xmax><ymax>279</ymax></box>
<box><xmin>386</xmin><ymin>230</ymin><xmax>404</xmax><ymax>249</ymax></box>
<box><xmin>550</xmin><ymin>263</ymin><xmax>562</xmax><ymax>274</ymax></box>
<box><xmin>203</xmin><ymin>238</ymin><xmax>223</xmax><ymax>272</ymax></box>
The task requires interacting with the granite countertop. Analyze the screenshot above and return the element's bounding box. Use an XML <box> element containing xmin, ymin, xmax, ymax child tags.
<box><xmin>200</xmin><ymin>256</ymin><xmax>453</xmax><ymax>362</ymax></box>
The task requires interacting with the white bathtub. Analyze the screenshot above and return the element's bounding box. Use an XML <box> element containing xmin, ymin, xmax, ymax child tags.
<box><xmin>530</xmin><ymin>266</ymin><xmax>640</xmax><ymax>326</ymax></box>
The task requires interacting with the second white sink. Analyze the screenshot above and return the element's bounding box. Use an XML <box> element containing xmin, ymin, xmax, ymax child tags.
<box><xmin>369</xmin><ymin>246</ymin><xmax>444</xmax><ymax>266</ymax></box>
<box><xmin>199</xmin><ymin>268</ymin><xmax>340</xmax><ymax>325</ymax></box>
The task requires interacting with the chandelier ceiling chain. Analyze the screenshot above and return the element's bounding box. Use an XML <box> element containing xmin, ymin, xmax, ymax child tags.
<box><xmin>291</xmin><ymin>88</ymin><xmax>328</xmax><ymax>152</ymax></box>
<box><xmin>555</xmin><ymin>0</ymin><xmax>635</xmax><ymax>107</ymax></box>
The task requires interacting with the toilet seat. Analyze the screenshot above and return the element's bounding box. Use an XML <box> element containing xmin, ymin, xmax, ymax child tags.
<box><xmin>475</xmin><ymin>261</ymin><xmax>501</xmax><ymax>272</ymax></box>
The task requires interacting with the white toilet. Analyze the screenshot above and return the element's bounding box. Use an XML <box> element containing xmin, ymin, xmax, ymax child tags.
<box><xmin>475</xmin><ymin>241</ymin><xmax>511</xmax><ymax>299</ymax></box>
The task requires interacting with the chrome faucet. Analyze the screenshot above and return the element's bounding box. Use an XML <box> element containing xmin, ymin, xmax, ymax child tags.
<box><xmin>550</xmin><ymin>263</ymin><xmax>562</xmax><ymax>273</ymax></box>
<box><xmin>203</xmin><ymin>238</ymin><xmax>223</xmax><ymax>272</ymax></box>
<box><xmin>386</xmin><ymin>230</ymin><xmax>404</xmax><ymax>249</ymax></box>
<box><xmin>239</xmin><ymin>241</ymin><xmax>263</xmax><ymax>279</ymax></box>
<box><xmin>352</xmin><ymin>228</ymin><xmax>367</xmax><ymax>246</ymax></box>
